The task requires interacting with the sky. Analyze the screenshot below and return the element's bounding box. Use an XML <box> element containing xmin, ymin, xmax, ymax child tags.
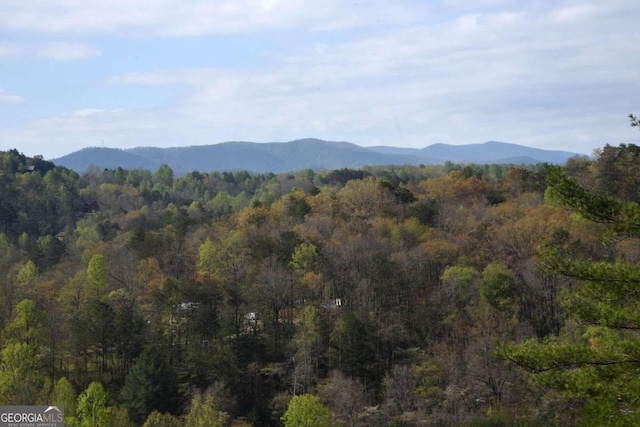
<box><xmin>0</xmin><ymin>0</ymin><xmax>638</xmax><ymax>160</ymax></box>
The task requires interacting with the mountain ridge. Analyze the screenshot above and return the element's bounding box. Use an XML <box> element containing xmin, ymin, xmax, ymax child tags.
<box><xmin>52</xmin><ymin>138</ymin><xmax>583</xmax><ymax>175</ymax></box>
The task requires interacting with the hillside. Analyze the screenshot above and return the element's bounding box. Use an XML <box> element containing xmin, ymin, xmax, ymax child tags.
<box><xmin>0</xmin><ymin>142</ymin><xmax>637</xmax><ymax>426</ymax></box>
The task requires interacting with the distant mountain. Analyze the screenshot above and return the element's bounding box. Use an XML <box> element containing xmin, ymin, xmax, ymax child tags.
<box><xmin>53</xmin><ymin>139</ymin><xmax>582</xmax><ymax>175</ymax></box>
<box><xmin>422</xmin><ymin>141</ymin><xmax>580</xmax><ymax>165</ymax></box>
<box><xmin>369</xmin><ymin>141</ymin><xmax>580</xmax><ymax>165</ymax></box>
<box><xmin>55</xmin><ymin>147</ymin><xmax>158</xmax><ymax>173</ymax></box>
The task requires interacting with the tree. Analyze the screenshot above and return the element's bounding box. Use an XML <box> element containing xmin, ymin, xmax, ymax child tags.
<box><xmin>52</xmin><ymin>377</ymin><xmax>77</xmax><ymax>418</ymax></box>
<box><xmin>57</xmin><ymin>271</ymin><xmax>92</xmax><ymax>382</ymax></box>
<box><xmin>153</xmin><ymin>164</ymin><xmax>174</xmax><ymax>192</ymax></box>
<box><xmin>15</xmin><ymin>260</ymin><xmax>38</xmax><ymax>301</ymax></box>
<box><xmin>502</xmin><ymin>160</ymin><xmax>640</xmax><ymax>425</ymax></box>
<box><xmin>87</xmin><ymin>254</ymin><xmax>109</xmax><ymax>299</ymax></box>
<box><xmin>195</xmin><ymin>231</ymin><xmax>249</xmax><ymax>338</ymax></box>
<box><xmin>281</xmin><ymin>394</ymin><xmax>336</xmax><ymax>427</ymax></box>
<box><xmin>0</xmin><ymin>342</ymin><xmax>47</xmax><ymax>405</ymax></box>
<box><xmin>76</xmin><ymin>381</ymin><xmax>111</xmax><ymax>427</ymax></box>
<box><xmin>120</xmin><ymin>349</ymin><xmax>174</xmax><ymax>424</ymax></box>
<box><xmin>592</xmin><ymin>143</ymin><xmax>640</xmax><ymax>203</ymax></box>
<box><xmin>256</xmin><ymin>255</ymin><xmax>292</xmax><ymax>355</ymax></box>
<box><xmin>35</xmin><ymin>234</ymin><xmax>66</xmax><ymax>269</ymax></box>
<box><xmin>88</xmin><ymin>300</ymin><xmax>115</xmax><ymax>378</ymax></box>
<box><xmin>328</xmin><ymin>312</ymin><xmax>380</xmax><ymax>386</ymax></box>
<box><xmin>383</xmin><ymin>364</ymin><xmax>419</xmax><ymax>419</ymax></box>
<box><xmin>338</xmin><ymin>177</ymin><xmax>394</xmax><ymax>218</ymax></box>
<box><xmin>290</xmin><ymin>243</ymin><xmax>322</xmax><ymax>303</ymax></box>
<box><xmin>0</xmin><ymin>299</ymin><xmax>49</xmax><ymax>405</ymax></box>
<box><xmin>480</xmin><ymin>262</ymin><xmax>516</xmax><ymax>314</ymax></box>
<box><xmin>142</xmin><ymin>411</ymin><xmax>180</xmax><ymax>427</ymax></box>
<box><xmin>196</xmin><ymin>238</ymin><xmax>218</xmax><ymax>278</ymax></box>
<box><xmin>3</xmin><ymin>298</ymin><xmax>47</xmax><ymax>346</ymax></box>
<box><xmin>183</xmin><ymin>393</ymin><xmax>228</xmax><ymax>427</ymax></box>
<box><xmin>318</xmin><ymin>371</ymin><xmax>369</xmax><ymax>427</ymax></box>
<box><xmin>292</xmin><ymin>306</ymin><xmax>323</xmax><ymax>394</ymax></box>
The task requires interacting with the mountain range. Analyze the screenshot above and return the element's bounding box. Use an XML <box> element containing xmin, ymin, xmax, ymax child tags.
<box><xmin>52</xmin><ymin>138</ymin><xmax>583</xmax><ymax>175</ymax></box>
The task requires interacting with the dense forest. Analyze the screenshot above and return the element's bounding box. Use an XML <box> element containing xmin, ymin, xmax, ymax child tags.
<box><xmin>1</xmin><ymin>129</ymin><xmax>639</xmax><ymax>425</ymax></box>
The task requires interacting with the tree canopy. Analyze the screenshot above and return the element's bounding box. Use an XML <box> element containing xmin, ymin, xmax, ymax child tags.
<box><xmin>0</xmin><ymin>122</ymin><xmax>638</xmax><ymax>425</ymax></box>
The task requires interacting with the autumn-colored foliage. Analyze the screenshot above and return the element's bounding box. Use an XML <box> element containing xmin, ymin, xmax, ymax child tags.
<box><xmin>0</xmin><ymin>132</ymin><xmax>638</xmax><ymax>425</ymax></box>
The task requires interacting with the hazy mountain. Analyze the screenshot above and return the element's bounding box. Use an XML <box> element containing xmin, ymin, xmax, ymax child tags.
<box><xmin>52</xmin><ymin>138</ymin><xmax>582</xmax><ymax>175</ymax></box>
<box><xmin>369</xmin><ymin>141</ymin><xmax>580</xmax><ymax>165</ymax></box>
<box><xmin>55</xmin><ymin>147</ymin><xmax>158</xmax><ymax>172</ymax></box>
<box><xmin>421</xmin><ymin>141</ymin><xmax>581</xmax><ymax>164</ymax></box>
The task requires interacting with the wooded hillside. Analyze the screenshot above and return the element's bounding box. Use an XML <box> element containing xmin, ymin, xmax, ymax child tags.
<box><xmin>0</xmin><ymin>139</ymin><xmax>637</xmax><ymax>426</ymax></box>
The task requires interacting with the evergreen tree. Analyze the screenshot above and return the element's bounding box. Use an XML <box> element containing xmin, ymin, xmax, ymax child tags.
<box><xmin>76</xmin><ymin>382</ymin><xmax>111</xmax><ymax>427</ymax></box>
<box><xmin>502</xmin><ymin>159</ymin><xmax>640</xmax><ymax>426</ymax></box>
<box><xmin>120</xmin><ymin>349</ymin><xmax>175</xmax><ymax>424</ymax></box>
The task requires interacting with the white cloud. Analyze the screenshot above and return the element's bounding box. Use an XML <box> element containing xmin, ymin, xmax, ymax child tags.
<box><xmin>0</xmin><ymin>41</ymin><xmax>100</xmax><ymax>60</ymax></box>
<box><xmin>0</xmin><ymin>0</ymin><xmax>427</xmax><ymax>36</ymax></box>
<box><xmin>101</xmin><ymin>2</ymin><xmax>640</xmax><ymax>153</ymax></box>
<box><xmin>550</xmin><ymin>5</ymin><xmax>596</xmax><ymax>24</ymax></box>
<box><xmin>0</xmin><ymin>89</ymin><xmax>25</xmax><ymax>104</ymax></box>
<box><xmin>72</xmin><ymin>108</ymin><xmax>108</xmax><ymax>117</ymax></box>
<box><xmin>1</xmin><ymin>0</ymin><xmax>639</xmax><ymax>160</ymax></box>
<box><xmin>36</xmin><ymin>42</ymin><xmax>100</xmax><ymax>60</ymax></box>
<box><xmin>0</xmin><ymin>42</ymin><xmax>19</xmax><ymax>58</ymax></box>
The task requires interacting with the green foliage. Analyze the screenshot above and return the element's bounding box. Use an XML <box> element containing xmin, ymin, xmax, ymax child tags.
<box><xmin>120</xmin><ymin>349</ymin><xmax>175</xmax><ymax>423</ymax></box>
<box><xmin>328</xmin><ymin>312</ymin><xmax>381</xmax><ymax>385</ymax></box>
<box><xmin>53</xmin><ymin>377</ymin><xmax>77</xmax><ymax>418</ymax></box>
<box><xmin>502</xmin><ymin>327</ymin><xmax>640</xmax><ymax>426</ymax></box>
<box><xmin>2</xmin><ymin>145</ymin><xmax>636</xmax><ymax>425</ymax></box>
<box><xmin>480</xmin><ymin>262</ymin><xmax>516</xmax><ymax>312</ymax></box>
<box><xmin>15</xmin><ymin>261</ymin><xmax>38</xmax><ymax>303</ymax></box>
<box><xmin>76</xmin><ymin>381</ymin><xmax>111</xmax><ymax>427</ymax></box>
<box><xmin>289</xmin><ymin>243</ymin><xmax>319</xmax><ymax>275</ymax></box>
<box><xmin>544</xmin><ymin>165</ymin><xmax>640</xmax><ymax>236</ymax></box>
<box><xmin>504</xmin><ymin>156</ymin><xmax>640</xmax><ymax>426</ymax></box>
<box><xmin>143</xmin><ymin>411</ymin><xmax>181</xmax><ymax>427</ymax></box>
<box><xmin>153</xmin><ymin>164</ymin><xmax>175</xmax><ymax>192</ymax></box>
<box><xmin>35</xmin><ymin>234</ymin><xmax>66</xmax><ymax>268</ymax></box>
<box><xmin>441</xmin><ymin>265</ymin><xmax>480</xmax><ymax>307</ymax></box>
<box><xmin>0</xmin><ymin>341</ymin><xmax>47</xmax><ymax>405</ymax></box>
<box><xmin>196</xmin><ymin>238</ymin><xmax>217</xmax><ymax>277</ymax></box>
<box><xmin>281</xmin><ymin>394</ymin><xmax>336</xmax><ymax>427</ymax></box>
<box><xmin>183</xmin><ymin>394</ymin><xmax>228</xmax><ymax>427</ymax></box>
<box><xmin>87</xmin><ymin>254</ymin><xmax>109</xmax><ymax>298</ymax></box>
<box><xmin>3</xmin><ymin>299</ymin><xmax>47</xmax><ymax>347</ymax></box>
<box><xmin>88</xmin><ymin>300</ymin><xmax>116</xmax><ymax>377</ymax></box>
<box><xmin>409</xmin><ymin>198</ymin><xmax>439</xmax><ymax>226</ymax></box>
<box><xmin>285</xmin><ymin>189</ymin><xmax>312</xmax><ymax>219</ymax></box>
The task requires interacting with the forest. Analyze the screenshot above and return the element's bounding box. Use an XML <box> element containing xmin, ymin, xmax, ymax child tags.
<box><xmin>0</xmin><ymin>128</ymin><xmax>639</xmax><ymax>426</ymax></box>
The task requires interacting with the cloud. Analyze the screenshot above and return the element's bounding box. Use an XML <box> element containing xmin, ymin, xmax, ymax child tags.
<box><xmin>72</xmin><ymin>108</ymin><xmax>109</xmax><ymax>117</ymax></box>
<box><xmin>102</xmin><ymin>2</ymin><xmax>640</xmax><ymax>152</ymax></box>
<box><xmin>0</xmin><ymin>89</ymin><xmax>25</xmax><ymax>104</ymax></box>
<box><xmin>0</xmin><ymin>41</ymin><xmax>100</xmax><ymax>60</ymax></box>
<box><xmin>36</xmin><ymin>42</ymin><xmax>100</xmax><ymax>60</ymax></box>
<box><xmin>0</xmin><ymin>42</ymin><xmax>19</xmax><ymax>58</ymax></box>
<box><xmin>0</xmin><ymin>0</ymin><xmax>427</xmax><ymax>36</ymax></box>
<box><xmin>1</xmin><ymin>1</ymin><xmax>638</xmax><ymax>160</ymax></box>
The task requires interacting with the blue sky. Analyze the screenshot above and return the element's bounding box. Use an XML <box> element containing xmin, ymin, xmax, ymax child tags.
<box><xmin>0</xmin><ymin>0</ymin><xmax>638</xmax><ymax>159</ymax></box>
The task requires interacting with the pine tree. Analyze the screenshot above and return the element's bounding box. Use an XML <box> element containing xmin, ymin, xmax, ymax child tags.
<box><xmin>502</xmin><ymin>141</ymin><xmax>640</xmax><ymax>426</ymax></box>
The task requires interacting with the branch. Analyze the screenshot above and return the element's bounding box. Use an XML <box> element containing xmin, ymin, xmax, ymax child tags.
<box><xmin>503</xmin><ymin>353</ymin><xmax>640</xmax><ymax>374</ymax></box>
